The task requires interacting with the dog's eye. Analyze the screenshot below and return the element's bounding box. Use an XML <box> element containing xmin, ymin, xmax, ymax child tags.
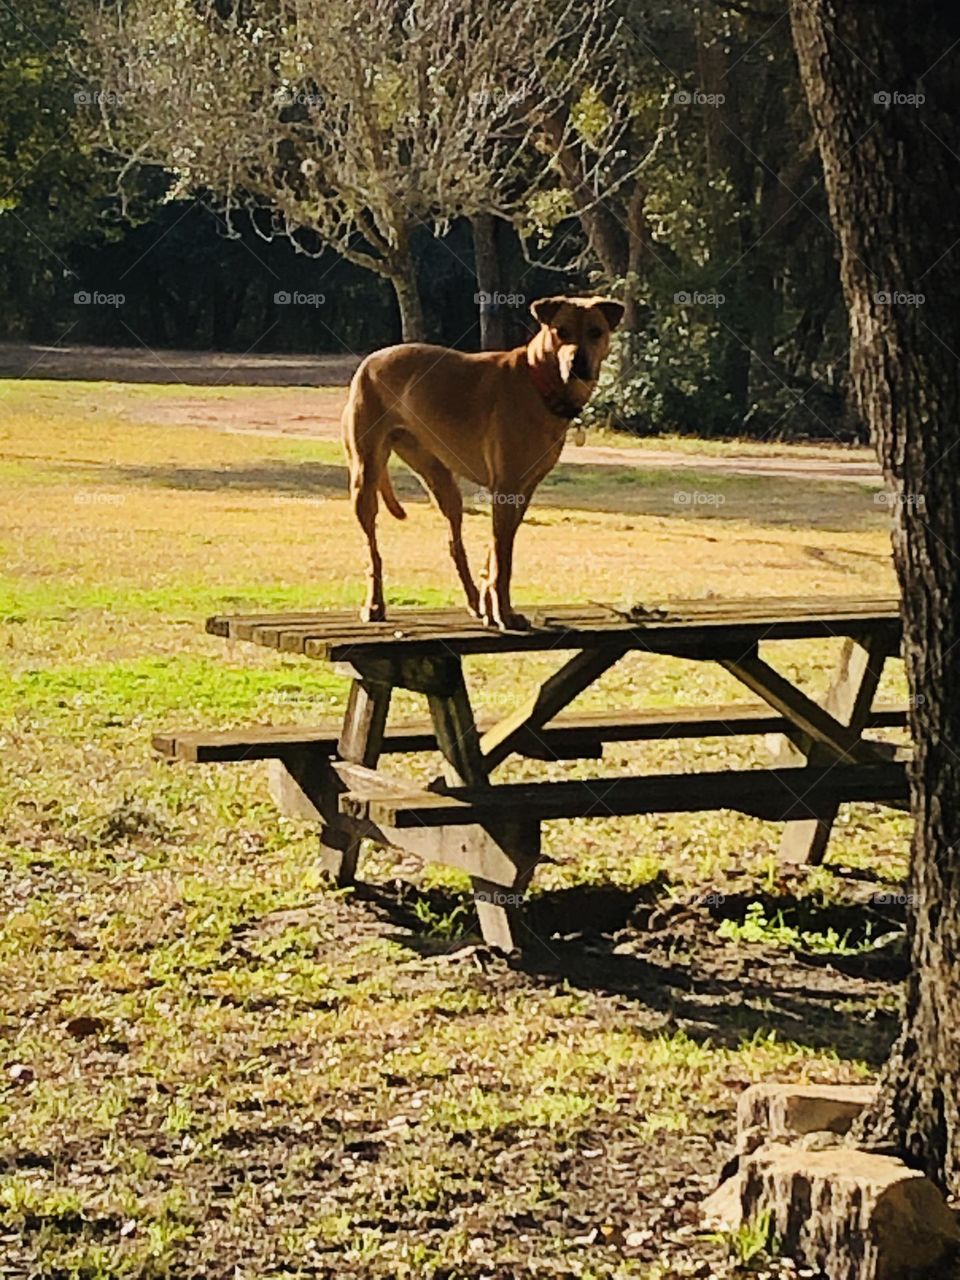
<box><xmin>587</xmin><ymin>327</ymin><xmax>603</xmax><ymax>340</ymax></box>
<box><xmin>556</xmin><ymin>326</ymin><xmax>572</xmax><ymax>342</ymax></box>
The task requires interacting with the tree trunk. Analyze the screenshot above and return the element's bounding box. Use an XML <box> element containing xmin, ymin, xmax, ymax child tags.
<box><xmin>789</xmin><ymin>0</ymin><xmax>960</xmax><ymax>1194</ymax></box>
<box><xmin>472</xmin><ymin>213</ymin><xmax>509</xmax><ymax>350</ymax></box>
<box><xmin>388</xmin><ymin>234</ymin><xmax>427</xmax><ymax>342</ymax></box>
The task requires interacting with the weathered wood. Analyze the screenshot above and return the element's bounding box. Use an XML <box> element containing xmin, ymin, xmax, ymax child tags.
<box><xmin>197</xmin><ymin>597</ymin><xmax>909</xmax><ymax>949</ymax></box>
<box><xmin>206</xmin><ymin>595</ymin><xmax>902</xmax><ymax>661</ymax></box>
<box><xmin>318</xmin><ymin>678</ymin><xmax>392</xmax><ymax>885</ymax></box>
<box><xmin>152</xmin><ymin>702</ymin><xmax>909</xmax><ymax>764</ymax></box>
<box><xmin>342</xmin><ymin>654</ymin><xmax>465</xmax><ymax>697</ymax></box>
<box><xmin>421</xmin><ymin>658</ymin><xmax>540</xmax><ymax>951</ymax></box>
<box><xmin>720</xmin><ymin>654</ymin><xmax>890</xmax><ymax>765</ymax></box>
<box><xmin>331</xmin><ymin>761</ymin><xmax>534</xmax><ymax>887</ymax></box>
<box><xmin>775</xmin><ymin>635</ymin><xmax>891</xmax><ymax>864</ymax></box>
<box><xmin>267</xmin><ymin>754</ymin><xmax>327</xmax><ymax>822</ymax></box>
<box><xmin>478</xmin><ymin>646</ymin><xmax>627</xmax><ymax>773</ymax></box>
<box><xmin>341</xmin><ymin>762</ymin><xmax>909</xmax><ymax>827</ymax></box>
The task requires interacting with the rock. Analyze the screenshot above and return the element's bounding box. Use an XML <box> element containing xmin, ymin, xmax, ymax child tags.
<box><xmin>737</xmin><ymin>1122</ymin><xmax>767</xmax><ymax>1155</ymax></box>
<box><xmin>737</xmin><ymin>1082</ymin><xmax>876</xmax><ymax>1141</ymax></box>
<box><xmin>702</xmin><ymin>1142</ymin><xmax>960</xmax><ymax>1280</ymax></box>
<box><xmin>701</xmin><ymin>1169</ymin><xmax>743</xmax><ymax>1228</ymax></box>
<box><xmin>797</xmin><ymin>1129</ymin><xmax>845</xmax><ymax>1152</ymax></box>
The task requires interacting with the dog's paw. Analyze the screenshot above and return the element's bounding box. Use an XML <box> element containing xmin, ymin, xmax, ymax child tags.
<box><xmin>503</xmin><ymin>611</ymin><xmax>530</xmax><ymax>631</ymax></box>
<box><xmin>481</xmin><ymin>610</ymin><xmax>529</xmax><ymax>632</ymax></box>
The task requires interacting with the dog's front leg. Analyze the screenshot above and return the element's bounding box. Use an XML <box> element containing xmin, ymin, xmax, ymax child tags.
<box><xmin>480</xmin><ymin>492</ymin><xmax>528</xmax><ymax>630</ymax></box>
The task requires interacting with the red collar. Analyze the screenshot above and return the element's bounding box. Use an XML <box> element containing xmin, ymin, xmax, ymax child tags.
<box><xmin>526</xmin><ymin>359</ymin><xmax>581</xmax><ymax>420</ymax></box>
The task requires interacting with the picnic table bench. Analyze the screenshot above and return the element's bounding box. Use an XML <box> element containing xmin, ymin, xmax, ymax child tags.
<box><xmin>155</xmin><ymin>596</ymin><xmax>910</xmax><ymax>951</ymax></box>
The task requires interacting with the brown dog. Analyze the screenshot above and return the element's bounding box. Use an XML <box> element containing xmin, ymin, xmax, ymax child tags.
<box><xmin>342</xmin><ymin>295</ymin><xmax>624</xmax><ymax>629</ymax></box>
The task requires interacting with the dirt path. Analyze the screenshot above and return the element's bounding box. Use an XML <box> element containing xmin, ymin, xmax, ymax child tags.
<box><xmin>1</xmin><ymin>340</ymin><xmax>881</xmax><ymax>485</ymax></box>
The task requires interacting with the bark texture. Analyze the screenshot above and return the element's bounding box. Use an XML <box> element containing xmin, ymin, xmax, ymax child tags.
<box><xmin>472</xmin><ymin>214</ymin><xmax>509</xmax><ymax>350</ymax></box>
<box><xmin>788</xmin><ymin>0</ymin><xmax>960</xmax><ymax>1192</ymax></box>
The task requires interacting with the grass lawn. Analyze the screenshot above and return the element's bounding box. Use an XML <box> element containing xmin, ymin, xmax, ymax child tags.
<box><xmin>0</xmin><ymin>380</ymin><xmax>914</xmax><ymax>1279</ymax></box>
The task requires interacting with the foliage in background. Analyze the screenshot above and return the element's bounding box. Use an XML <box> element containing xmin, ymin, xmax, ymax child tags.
<box><xmin>0</xmin><ymin>0</ymin><xmax>858</xmax><ymax>440</ymax></box>
<box><xmin>0</xmin><ymin>0</ymin><xmax>111</xmax><ymax>338</ymax></box>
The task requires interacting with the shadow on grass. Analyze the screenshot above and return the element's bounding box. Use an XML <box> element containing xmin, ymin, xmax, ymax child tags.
<box><xmin>358</xmin><ymin>880</ymin><xmax>903</xmax><ymax>1066</ymax></box>
<box><xmin>78</xmin><ymin>457</ymin><xmax>887</xmax><ymax>532</ymax></box>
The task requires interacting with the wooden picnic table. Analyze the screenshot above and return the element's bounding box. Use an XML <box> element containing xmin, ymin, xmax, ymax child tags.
<box><xmin>159</xmin><ymin>596</ymin><xmax>910</xmax><ymax>951</ymax></box>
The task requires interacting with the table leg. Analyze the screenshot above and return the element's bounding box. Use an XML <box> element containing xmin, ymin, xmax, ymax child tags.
<box><xmin>317</xmin><ymin>677</ymin><xmax>392</xmax><ymax>885</ymax></box>
<box><xmin>774</xmin><ymin>634</ymin><xmax>890</xmax><ymax>864</ymax></box>
<box><xmin>427</xmin><ymin>661</ymin><xmax>540</xmax><ymax>951</ymax></box>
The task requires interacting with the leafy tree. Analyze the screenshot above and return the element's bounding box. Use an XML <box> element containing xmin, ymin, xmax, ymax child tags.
<box><xmin>0</xmin><ymin>0</ymin><xmax>108</xmax><ymax>337</ymax></box>
<box><xmin>83</xmin><ymin>0</ymin><xmax>629</xmax><ymax>341</ymax></box>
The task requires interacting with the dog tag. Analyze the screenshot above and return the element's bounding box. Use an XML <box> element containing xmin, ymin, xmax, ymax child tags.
<box><xmin>572</xmin><ymin>424</ymin><xmax>586</xmax><ymax>447</ymax></box>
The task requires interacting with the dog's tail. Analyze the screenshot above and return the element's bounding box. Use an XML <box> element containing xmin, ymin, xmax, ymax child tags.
<box><xmin>379</xmin><ymin>470</ymin><xmax>407</xmax><ymax>520</ymax></box>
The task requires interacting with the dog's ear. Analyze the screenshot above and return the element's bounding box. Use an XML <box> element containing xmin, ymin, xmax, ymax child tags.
<box><xmin>530</xmin><ymin>296</ymin><xmax>566</xmax><ymax>327</ymax></box>
<box><xmin>594</xmin><ymin>298</ymin><xmax>625</xmax><ymax>332</ymax></box>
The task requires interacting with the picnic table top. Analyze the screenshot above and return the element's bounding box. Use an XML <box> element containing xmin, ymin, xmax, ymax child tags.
<box><xmin>206</xmin><ymin>594</ymin><xmax>902</xmax><ymax>662</ymax></box>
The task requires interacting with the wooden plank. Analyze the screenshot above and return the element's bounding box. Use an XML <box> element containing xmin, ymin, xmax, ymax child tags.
<box><xmin>319</xmin><ymin>677</ymin><xmax>393</xmax><ymax>885</ymax></box>
<box><xmin>207</xmin><ymin>595</ymin><xmax>900</xmax><ymax>640</ymax></box>
<box><xmin>318</xmin><ymin>620</ymin><xmax>896</xmax><ymax>662</ymax></box>
<box><xmin>152</xmin><ymin>725</ymin><xmax>343</xmax><ymax>762</ymax></box>
<box><xmin>423</xmin><ymin>658</ymin><xmax>540</xmax><ymax>951</ymax></box>
<box><xmin>341</xmin><ymin>762</ymin><xmax>909</xmax><ymax>827</ymax></box>
<box><xmin>330</xmin><ymin>762</ymin><xmax>528</xmax><ymax>886</ymax></box>
<box><xmin>207</xmin><ymin>595</ymin><xmax>901</xmax><ymax>661</ymax></box>
<box><xmin>477</xmin><ymin>646</ymin><xmax>628</xmax><ymax>773</ymax></box>
<box><xmin>776</xmin><ymin>634</ymin><xmax>892</xmax><ymax>864</ymax></box>
<box><xmin>345</xmin><ymin>655</ymin><xmax>466</xmax><ymax>696</ymax></box>
<box><xmin>720</xmin><ymin>654</ymin><xmax>890</xmax><ymax>764</ymax></box>
<box><xmin>152</xmin><ymin>702</ymin><xmax>909</xmax><ymax>763</ymax></box>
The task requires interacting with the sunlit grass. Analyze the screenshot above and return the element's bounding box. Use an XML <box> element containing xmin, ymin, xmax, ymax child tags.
<box><xmin>0</xmin><ymin>378</ymin><xmax>907</xmax><ymax>1278</ymax></box>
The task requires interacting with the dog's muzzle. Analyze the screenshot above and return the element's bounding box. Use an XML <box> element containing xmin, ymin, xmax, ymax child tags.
<box><xmin>569</xmin><ymin>351</ymin><xmax>594</xmax><ymax>382</ymax></box>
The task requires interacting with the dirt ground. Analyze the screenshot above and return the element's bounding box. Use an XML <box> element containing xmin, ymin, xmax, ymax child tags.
<box><xmin>0</xmin><ymin>376</ymin><xmax>918</xmax><ymax>1279</ymax></box>
<box><xmin>0</xmin><ymin>341</ymin><xmax>882</xmax><ymax>485</ymax></box>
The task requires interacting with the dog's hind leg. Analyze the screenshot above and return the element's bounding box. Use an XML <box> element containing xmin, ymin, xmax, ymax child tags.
<box><xmin>344</xmin><ymin>421</ymin><xmax>390</xmax><ymax>622</ymax></box>
<box><xmin>343</xmin><ymin>373</ymin><xmax>395</xmax><ymax>622</ymax></box>
<box><xmin>351</xmin><ymin>459</ymin><xmax>387</xmax><ymax>622</ymax></box>
<box><xmin>392</xmin><ymin>434</ymin><xmax>480</xmax><ymax>617</ymax></box>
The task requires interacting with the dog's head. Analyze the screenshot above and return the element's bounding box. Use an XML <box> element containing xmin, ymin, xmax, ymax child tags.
<box><xmin>530</xmin><ymin>295</ymin><xmax>625</xmax><ymax>386</ymax></box>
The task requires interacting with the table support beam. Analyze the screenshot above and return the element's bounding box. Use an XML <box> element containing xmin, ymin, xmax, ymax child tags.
<box><xmin>769</xmin><ymin>633</ymin><xmax>893</xmax><ymax>864</ymax></box>
<box><xmin>477</xmin><ymin>646</ymin><xmax>628</xmax><ymax>774</ymax></box>
<box><xmin>423</xmin><ymin>657</ymin><xmax>540</xmax><ymax>951</ymax></box>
